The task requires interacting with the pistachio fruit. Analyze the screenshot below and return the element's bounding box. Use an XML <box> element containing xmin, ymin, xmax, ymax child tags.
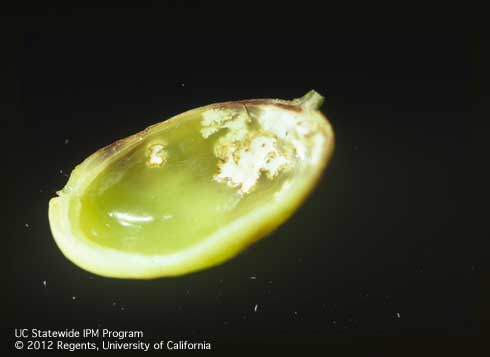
<box><xmin>48</xmin><ymin>90</ymin><xmax>334</xmax><ymax>279</ymax></box>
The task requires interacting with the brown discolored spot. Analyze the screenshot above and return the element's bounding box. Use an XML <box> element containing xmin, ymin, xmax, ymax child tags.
<box><xmin>97</xmin><ymin>138</ymin><xmax>126</xmax><ymax>161</ymax></box>
<box><xmin>215</xmin><ymin>100</ymin><xmax>302</xmax><ymax>113</ymax></box>
<box><xmin>213</xmin><ymin>102</ymin><xmax>243</xmax><ymax>111</ymax></box>
<box><xmin>271</xmin><ymin>102</ymin><xmax>303</xmax><ymax>112</ymax></box>
<box><xmin>240</xmin><ymin>99</ymin><xmax>303</xmax><ymax>112</ymax></box>
<box><xmin>95</xmin><ymin>131</ymin><xmax>143</xmax><ymax>162</ymax></box>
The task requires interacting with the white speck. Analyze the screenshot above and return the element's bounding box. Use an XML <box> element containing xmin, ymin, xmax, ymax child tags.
<box><xmin>181</xmin><ymin>83</ymin><xmax>185</xmax><ymax>87</ymax></box>
<box><xmin>250</xmin><ymin>276</ymin><xmax>256</xmax><ymax>280</ymax></box>
<box><xmin>294</xmin><ymin>311</ymin><xmax>298</xmax><ymax>316</ymax></box>
<box><xmin>72</xmin><ymin>296</ymin><xmax>76</xmax><ymax>300</ymax></box>
<box><xmin>42</xmin><ymin>280</ymin><xmax>46</xmax><ymax>288</ymax></box>
<box><xmin>332</xmin><ymin>320</ymin><xmax>337</xmax><ymax>325</ymax></box>
<box><xmin>64</xmin><ymin>138</ymin><xmax>69</xmax><ymax>144</ymax></box>
<box><xmin>254</xmin><ymin>304</ymin><xmax>258</xmax><ymax>312</ymax></box>
<box><xmin>59</xmin><ymin>169</ymin><xmax>63</xmax><ymax>174</ymax></box>
<box><xmin>147</xmin><ymin>143</ymin><xmax>167</xmax><ymax>167</ymax></box>
<box><xmin>396</xmin><ymin>312</ymin><xmax>401</xmax><ymax>318</ymax></box>
<box><xmin>112</xmin><ymin>302</ymin><xmax>116</xmax><ymax>306</ymax></box>
<box><xmin>25</xmin><ymin>223</ymin><xmax>29</xmax><ymax>228</ymax></box>
<box><xmin>121</xmin><ymin>307</ymin><xmax>125</xmax><ymax>311</ymax></box>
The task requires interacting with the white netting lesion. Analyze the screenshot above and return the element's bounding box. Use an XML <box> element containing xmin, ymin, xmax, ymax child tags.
<box><xmin>201</xmin><ymin>106</ymin><xmax>295</xmax><ymax>195</ymax></box>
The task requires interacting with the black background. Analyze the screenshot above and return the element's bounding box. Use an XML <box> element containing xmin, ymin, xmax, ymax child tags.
<box><xmin>8</xmin><ymin>32</ymin><xmax>484</xmax><ymax>352</ymax></box>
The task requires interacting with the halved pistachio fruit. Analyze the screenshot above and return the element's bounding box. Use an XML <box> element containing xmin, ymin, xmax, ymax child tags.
<box><xmin>48</xmin><ymin>90</ymin><xmax>334</xmax><ymax>279</ymax></box>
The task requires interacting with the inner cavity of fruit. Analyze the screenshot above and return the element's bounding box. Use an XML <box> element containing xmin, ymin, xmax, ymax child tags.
<box><xmin>78</xmin><ymin>103</ymin><xmax>322</xmax><ymax>255</ymax></box>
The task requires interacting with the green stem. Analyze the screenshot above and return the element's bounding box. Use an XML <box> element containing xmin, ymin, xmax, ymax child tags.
<box><xmin>292</xmin><ymin>90</ymin><xmax>325</xmax><ymax>110</ymax></box>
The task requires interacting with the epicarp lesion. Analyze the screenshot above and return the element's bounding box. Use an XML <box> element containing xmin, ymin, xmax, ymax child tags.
<box><xmin>200</xmin><ymin>105</ymin><xmax>296</xmax><ymax>195</ymax></box>
<box><xmin>146</xmin><ymin>142</ymin><xmax>168</xmax><ymax>168</ymax></box>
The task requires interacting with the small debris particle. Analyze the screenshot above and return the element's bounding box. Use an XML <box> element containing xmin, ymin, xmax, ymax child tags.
<box><xmin>59</xmin><ymin>169</ymin><xmax>63</xmax><ymax>174</ymax></box>
<box><xmin>64</xmin><ymin>138</ymin><xmax>69</xmax><ymax>144</ymax></box>
<box><xmin>42</xmin><ymin>280</ymin><xmax>46</xmax><ymax>288</ymax></box>
<box><xmin>112</xmin><ymin>302</ymin><xmax>116</xmax><ymax>306</ymax></box>
<box><xmin>332</xmin><ymin>320</ymin><xmax>337</xmax><ymax>325</ymax></box>
<box><xmin>250</xmin><ymin>276</ymin><xmax>256</xmax><ymax>280</ymax></box>
<box><xmin>254</xmin><ymin>304</ymin><xmax>258</xmax><ymax>312</ymax></box>
<box><xmin>396</xmin><ymin>312</ymin><xmax>401</xmax><ymax>318</ymax></box>
<box><xmin>294</xmin><ymin>311</ymin><xmax>298</xmax><ymax>316</ymax></box>
<box><xmin>25</xmin><ymin>223</ymin><xmax>29</xmax><ymax>228</ymax></box>
<box><xmin>181</xmin><ymin>83</ymin><xmax>185</xmax><ymax>87</ymax></box>
<box><xmin>121</xmin><ymin>307</ymin><xmax>125</xmax><ymax>311</ymax></box>
<box><xmin>72</xmin><ymin>296</ymin><xmax>76</xmax><ymax>300</ymax></box>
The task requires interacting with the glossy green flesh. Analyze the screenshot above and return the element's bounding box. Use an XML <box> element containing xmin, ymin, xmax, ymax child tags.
<box><xmin>79</xmin><ymin>110</ymin><xmax>294</xmax><ymax>255</ymax></box>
